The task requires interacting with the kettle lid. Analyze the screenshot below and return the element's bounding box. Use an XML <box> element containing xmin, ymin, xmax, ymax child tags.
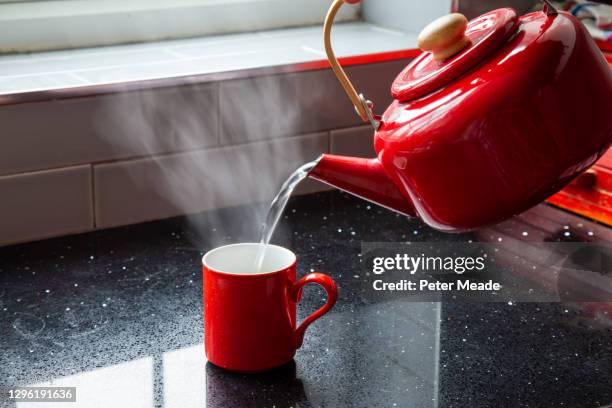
<box><xmin>392</xmin><ymin>8</ymin><xmax>520</xmax><ymax>102</ymax></box>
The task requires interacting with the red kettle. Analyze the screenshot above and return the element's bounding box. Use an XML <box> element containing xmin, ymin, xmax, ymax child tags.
<box><xmin>309</xmin><ymin>0</ymin><xmax>612</xmax><ymax>232</ymax></box>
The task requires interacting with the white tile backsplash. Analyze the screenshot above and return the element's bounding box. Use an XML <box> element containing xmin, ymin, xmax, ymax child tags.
<box><xmin>76</xmin><ymin>48</ymin><xmax>318</xmax><ymax>84</ymax></box>
<box><xmin>0</xmin><ymin>165</ymin><xmax>93</xmax><ymax>245</ymax></box>
<box><xmin>0</xmin><ymin>22</ymin><xmax>418</xmax><ymax>96</ymax></box>
<box><xmin>74</xmin><ymin>60</ymin><xmax>204</xmax><ymax>85</ymax></box>
<box><xmin>93</xmin><ymin>132</ymin><xmax>329</xmax><ymax>228</ymax></box>
<box><xmin>0</xmin><ymin>73</ymin><xmax>88</xmax><ymax>94</ymax></box>
<box><xmin>0</xmin><ymin>23</ymin><xmax>420</xmax><ymax>246</ymax></box>
<box><xmin>0</xmin><ymin>83</ymin><xmax>218</xmax><ymax>176</ymax></box>
<box><xmin>312</xmin><ymin>31</ymin><xmax>418</xmax><ymax>57</ymax></box>
<box><xmin>0</xmin><ymin>49</ymin><xmax>175</xmax><ymax>78</ymax></box>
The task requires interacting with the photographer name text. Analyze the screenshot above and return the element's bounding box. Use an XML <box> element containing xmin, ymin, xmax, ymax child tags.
<box><xmin>370</xmin><ymin>254</ymin><xmax>501</xmax><ymax>292</ymax></box>
<box><xmin>373</xmin><ymin>279</ymin><xmax>501</xmax><ymax>291</ymax></box>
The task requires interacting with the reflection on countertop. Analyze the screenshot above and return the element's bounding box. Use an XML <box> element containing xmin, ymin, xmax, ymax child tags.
<box><xmin>0</xmin><ymin>191</ymin><xmax>611</xmax><ymax>408</ymax></box>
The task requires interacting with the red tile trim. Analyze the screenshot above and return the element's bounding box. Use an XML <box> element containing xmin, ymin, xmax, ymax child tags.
<box><xmin>596</xmin><ymin>39</ymin><xmax>612</xmax><ymax>54</ymax></box>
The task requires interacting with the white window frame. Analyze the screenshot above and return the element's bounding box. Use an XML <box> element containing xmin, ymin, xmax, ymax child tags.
<box><xmin>0</xmin><ymin>0</ymin><xmax>360</xmax><ymax>53</ymax></box>
<box><xmin>363</xmin><ymin>0</ymin><xmax>451</xmax><ymax>33</ymax></box>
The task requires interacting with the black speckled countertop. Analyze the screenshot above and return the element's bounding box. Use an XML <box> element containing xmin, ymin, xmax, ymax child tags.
<box><xmin>1</xmin><ymin>191</ymin><xmax>611</xmax><ymax>408</ymax></box>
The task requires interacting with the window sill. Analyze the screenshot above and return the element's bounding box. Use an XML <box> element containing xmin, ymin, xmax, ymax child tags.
<box><xmin>0</xmin><ymin>22</ymin><xmax>420</xmax><ymax>106</ymax></box>
<box><xmin>0</xmin><ymin>0</ymin><xmax>359</xmax><ymax>53</ymax></box>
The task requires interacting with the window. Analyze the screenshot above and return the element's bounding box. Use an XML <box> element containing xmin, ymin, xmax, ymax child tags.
<box><xmin>0</xmin><ymin>0</ymin><xmax>360</xmax><ymax>53</ymax></box>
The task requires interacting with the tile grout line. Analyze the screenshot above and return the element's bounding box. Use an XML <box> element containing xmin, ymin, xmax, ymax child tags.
<box><xmin>90</xmin><ymin>164</ymin><xmax>97</xmax><ymax>229</ymax></box>
<box><xmin>0</xmin><ymin>128</ymin><xmax>352</xmax><ymax>179</ymax></box>
<box><xmin>216</xmin><ymin>82</ymin><xmax>221</xmax><ymax>147</ymax></box>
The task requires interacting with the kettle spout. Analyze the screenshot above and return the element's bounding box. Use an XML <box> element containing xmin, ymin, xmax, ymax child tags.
<box><xmin>309</xmin><ymin>154</ymin><xmax>416</xmax><ymax>217</ymax></box>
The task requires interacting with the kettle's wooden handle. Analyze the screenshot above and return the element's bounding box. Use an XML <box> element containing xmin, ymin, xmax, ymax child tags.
<box><xmin>324</xmin><ymin>0</ymin><xmax>369</xmax><ymax>122</ymax></box>
<box><xmin>324</xmin><ymin>3</ymin><xmax>471</xmax><ymax>120</ymax></box>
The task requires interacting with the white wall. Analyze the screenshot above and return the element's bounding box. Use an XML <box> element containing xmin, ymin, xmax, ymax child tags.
<box><xmin>363</xmin><ymin>0</ymin><xmax>453</xmax><ymax>33</ymax></box>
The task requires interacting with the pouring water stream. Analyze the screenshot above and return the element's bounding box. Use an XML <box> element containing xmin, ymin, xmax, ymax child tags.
<box><xmin>254</xmin><ymin>156</ymin><xmax>322</xmax><ymax>272</ymax></box>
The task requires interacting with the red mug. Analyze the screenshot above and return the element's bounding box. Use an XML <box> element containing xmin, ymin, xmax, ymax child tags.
<box><xmin>202</xmin><ymin>243</ymin><xmax>338</xmax><ymax>372</ymax></box>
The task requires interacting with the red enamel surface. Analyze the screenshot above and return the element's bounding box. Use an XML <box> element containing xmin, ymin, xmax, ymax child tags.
<box><xmin>546</xmin><ymin>148</ymin><xmax>612</xmax><ymax>227</ymax></box>
<box><xmin>392</xmin><ymin>8</ymin><xmax>519</xmax><ymax>102</ymax></box>
<box><xmin>203</xmin><ymin>258</ymin><xmax>337</xmax><ymax>373</ymax></box>
<box><xmin>546</xmin><ymin>52</ymin><xmax>612</xmax><ymax>226</ymax></box>
<box><xmin>596</xmin><ymin>39</ymin><xmax>612</xmax><ymax>54</ymax></box>
<box><xmin>547</xmin><ymin>183</ymin><xmax>612</xmax><ymax>226</ymax></box>
<box><xmin>309</xmin><ymin>155</ymin><xmax>417</xmax><ymax>216</ymax></box>
<box><xmin>311</xmin><ymin>9</ymin><xmax>612</xmax><ymax>232</ymax></box>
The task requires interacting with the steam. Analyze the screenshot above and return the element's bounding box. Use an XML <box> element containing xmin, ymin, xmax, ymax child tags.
<box><xmin>95</xmin><ymin>76</ymin><xmax>326</xmax><ymax>249</ymax></box>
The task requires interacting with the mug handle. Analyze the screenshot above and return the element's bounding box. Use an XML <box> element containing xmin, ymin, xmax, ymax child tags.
<box><xmin>290</xmin><ymin>272</ymin><xmax>338</xmax><ymax>349</ymax></box>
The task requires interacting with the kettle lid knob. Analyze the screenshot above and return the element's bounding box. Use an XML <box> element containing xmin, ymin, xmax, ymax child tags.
<box><xmin>393</xmin><ymin>8</ymin><xmax>519</xmax><ymax>102</ymax></box>
<box><xmin>417</xmin><ymin>13</ymin><xmax>470</xmax><ymax>61</ymax></box>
